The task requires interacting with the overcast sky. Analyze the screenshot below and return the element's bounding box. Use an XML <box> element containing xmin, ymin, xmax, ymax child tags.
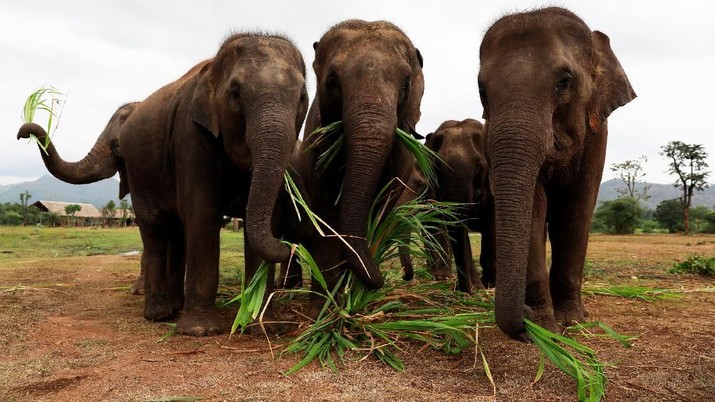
<box><xmin>1</xmin><ymin>0</ymin><xmax>713</xmax><ymax>186</ymax></box>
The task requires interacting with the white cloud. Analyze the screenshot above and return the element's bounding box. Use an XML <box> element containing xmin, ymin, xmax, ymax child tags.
<box><xmin>1</xmin><ymin>0</ymin><xmax>714</xmax><ymax>186</ymax></box>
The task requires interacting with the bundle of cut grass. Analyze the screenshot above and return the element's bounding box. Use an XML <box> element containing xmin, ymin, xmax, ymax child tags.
<box><xmin>21</xmin><ymin>86</ymin><xmax>66</xmax><ymax>155</ymax></box>
<box><xmin>231</xmin><ymin>122</ymin><xmax>629</xmax><ymax>402</ymax></box>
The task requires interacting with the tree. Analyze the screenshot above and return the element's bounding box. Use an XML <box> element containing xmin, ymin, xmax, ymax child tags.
<box><xmin>690</xmin><ymin>206</ymin><xmax>714</xmax><ymax>234</ymax></box>
<box><xmin>119</xmin><ymin>199</ymin><xmax>130</xmax><ymax>227</ymax></box>
<box><xmin>19</xmin><ymin>190</ymin><xmax>31</xmax><ymax>226</ymax></box>
<box><xmin>593</xmin><ymin>197</ymin><xmax>644</xmax><ymax>234</ymax></box>
<box><xmin>610</xmin><ymin>155</ymin><xmax>651</xmax><ymax>200</ymax></box>
<box><xmin>101</xmin><ymin>200</ymin><xmax>117</xmax><ymax>227</ymax></box>
<box><xmin>653</xmin><ymin>199</ymin><xmax>684</xmax><ymax>233</ymax></box>
<box><xmin>64</xmin><ymin>204</ymin><xmax>81</xmax><ymax>226</ymax></box>
<box><xmin>660</xmin><ymin>141</ymin><xmax>711</xmax><ymax>235</ymax></box>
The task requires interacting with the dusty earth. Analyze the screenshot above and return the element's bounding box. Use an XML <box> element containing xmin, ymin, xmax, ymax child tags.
<box><xmin>1</xmin><ymin>232</ymin><xmax>714</xmax><ymax>401</ymax></box>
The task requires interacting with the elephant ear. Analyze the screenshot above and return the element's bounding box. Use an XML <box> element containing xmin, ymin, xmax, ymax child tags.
<box><xmin>190</xmin><ymin>63</ymin><xmax>220</xmax><ymax>138</ymax></box>
<box><xmin>587</xmin><ymin>31</ymin><xmax>637</xmax><ymax>133</ymax></box>
<box><xmin>402</xmin><ymin>48</ymin><xmax>425</xmax><ymax>138</ymax></box>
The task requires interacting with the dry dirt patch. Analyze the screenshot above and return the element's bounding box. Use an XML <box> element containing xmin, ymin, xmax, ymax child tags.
<box><xmin>0</xmin><ymin>235</ymin><xmax>713</xmax><ymax>401</ymax></box>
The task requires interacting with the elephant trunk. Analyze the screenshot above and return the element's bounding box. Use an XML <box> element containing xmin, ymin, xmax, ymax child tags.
<box><xmin>487</xmin><ymin>110</ymin><xmax>549</xmax><ymax>339</ymax></box>
<box><xmin>338</xmin><ymin>105</ymin><xmax>395</xmax><ymax>289</ymax></box>
<box><xmin>243</xmin><ymin>107</ymin><xmax>295</xmax><ymax>263</ymax></box>
<box><xmin>17</xmin><ymin>122</ymin><xmax>119</xmax><ymax>184</ymax></box>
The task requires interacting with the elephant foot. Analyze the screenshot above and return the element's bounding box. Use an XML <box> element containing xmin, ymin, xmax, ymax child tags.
<box><xmin>553</xmin><ymin>297</ymin><xmax>588</xmax><ymax>327</ymax></box>
<box><xmin>530</xmin><ymin>304</ymin><xmax>560</xmax><ymax>334</ymax></box>
<box><xmin>247</xmin><ymin>308</ymin><xmax>288</xmax><ymax>336</ymax></box>
<box><xmin>275</xmin><ymin>275</ymin><xmax>303</xmax><ymax>290</ymax></box>
<box><xmin>401</xmin><ymin>263</ymin><xmax>414</xmax><ymax>281</ymax></box>
<box><xmin>176</xmin><ymin>310</ymin><xmax>222</xmax><ymax>337</ymax></box>
<box><xmin>480</xmin><ymin>270</ymin><xmax>496</xmax><ymax>289</ymax></box>
<box><xmin>470</xmin><ymin>272</ymin><xmax>482</xmax><ymax>290</ymax></box>
<box><xmin>144</xmin><ymin>295</ymin><xmax>178</xmax><ymax>321</ymax></box>
<box><xmin>130</xmin><ymin>275</ymin><xmax>145</xmax><ymax>295</ymax></box>
<box><xmin>429</xmin><ymin>265</ymin><xmax>453</xmax><ymax>281</ymax></box>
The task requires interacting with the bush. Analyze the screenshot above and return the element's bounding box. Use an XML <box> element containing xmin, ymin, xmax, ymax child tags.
<box><xmin>638</xmin><ymin>219</ymin><xmax>660</xmax><ymax>234</ymax></box>
<box><xmin>670</xmin><ymin>255</ymin><xmax>715</xmax><ymax>276</ymax></box>
<box><xmin>593</xmin><ymin>197</ymin><xmax>644</xmax><ymax>234</ymax></box>
<box><xmin>653</xmin><ymin>199</ymin><xmax>683</xmax><ymax>233</ymax></box>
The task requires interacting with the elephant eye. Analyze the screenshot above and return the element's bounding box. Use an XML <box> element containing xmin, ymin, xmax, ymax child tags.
<box><xmin>402</xmin><ymin>76</ymin><xmax>411</xmax><ymax>90</ymax></box>
<box><xmin>556</xmin><ymin>73</ymin><xmax>574</xmax><ymax>93</ymax></box>
<box><xmin>229</xmin><ymin>83</ymin><xmax>240</xmax><ymax>103</ymax></box>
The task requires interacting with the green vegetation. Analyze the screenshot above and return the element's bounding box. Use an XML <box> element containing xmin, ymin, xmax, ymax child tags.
<box><xmin>670</xmin><ymin>255</ymin><xmax>715</xmax><ymax>276</ymax></box>
<box><xmin>21</xmin><ymin>86</ymin><xmax>66</xmax><ymax>155</ymax></box>
<box><xmin>0</xmin><ymin>226</ymin><xmax>143</xmax><ymax>262</ymax></box>
<box><xmin>583</xmin><ymin>284</ymin><xmax>682</xmax><ymax>301</ymax></box>
<box><xmin>660</xmin><ymin>141</ymin><xmax>711</xmax><ymax>235</ymax></box>
<box><xmin>593</xmin><ymin>196</ymin><xmax>644</xmax><ymax>234</ymax></box>
<box><xmin>592</xmin><ymin>198</ymin><xmax>715</xmax><ymax>235</ymax></box>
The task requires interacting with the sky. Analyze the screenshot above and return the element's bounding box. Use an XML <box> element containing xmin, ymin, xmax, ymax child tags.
<box><xmin>1</xmin><ymin>0</ymin><xmax>713</xmax><ymax>186</ymax></box>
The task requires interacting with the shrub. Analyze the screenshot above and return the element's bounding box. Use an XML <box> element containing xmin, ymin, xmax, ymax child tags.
<box><xmin>670</xmin><ymin>255</ymin><xmax>715</xmax><ymax>276</ymax></box>
<box><xmin>593</xmin><ymin>197</ymin><xmax>644</xmax><ymax>234</ymax></box>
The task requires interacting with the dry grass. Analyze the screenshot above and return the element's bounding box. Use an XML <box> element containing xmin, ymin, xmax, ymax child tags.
<box><xmin>0</xmin><ymin>229</ymin><xmax>714</xmax><ymax>400</ymax></box>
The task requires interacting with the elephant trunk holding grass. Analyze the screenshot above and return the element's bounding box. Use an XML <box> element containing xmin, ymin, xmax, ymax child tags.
<box><xmin>478</xmin><ymin>7</ymin><xmax>636</xmax><ymax>339</ymax></box>
<box><xmin>293</xmin><ymin>20</ymin><xmax>425</xmax><ymax>293</ymax></box>
<box><xmin>17</xmin><ymin>33</ymin><xmax>308</xmax><ymax>336</ymax></box>
<box><xmin>17</xmin><ymin>102</ymin><xmax>137</xmax><ymax>200</ymax></box>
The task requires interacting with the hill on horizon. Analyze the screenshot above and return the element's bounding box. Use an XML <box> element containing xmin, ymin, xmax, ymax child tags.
<box><xmin>0</xmin><ymin>175</ymin><xmax>127</xmax><ymax>209</ymax></box>
<box><xmin>597</xmin><ymin>178</ymin><xmax>715</xmax><ymax>210</ymax></box>
<box><xmin>1</xmin><ymin>176</ymin><xmax>712</xmax><ymax>212</ymax></box>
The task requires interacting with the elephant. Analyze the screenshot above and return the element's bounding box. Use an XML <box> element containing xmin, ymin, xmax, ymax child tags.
<box><xmin>18</xmin><ymin>33</ymin><xmax>309</xmax><ymax>336</ymax></box>
<box><xmin>424</xmin><ymin>118</ymin><xmax>496</xmax><ymax>292</ymax></box>
<box><xmin>255</xmin><ymin>19</ymin><xmax>425</xmax><ymax>305</ymax></box>
<box><xmin>477</xmin><ymin>7</ymin><xmax>636</xmax><ymax>339</ymax></box>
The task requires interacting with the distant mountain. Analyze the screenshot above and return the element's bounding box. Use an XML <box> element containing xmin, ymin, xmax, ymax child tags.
<box><xmin>597</xmin><ymin>179</ymin><xmax>715</xmax><ymax>210</ymax></box>
<box><xmin>0</xmin><ymin>175</ymin><xmax>128</xmax><ymax>208</ymax></box>
<box><xmin>1</xmin><ymin>175</ymin><xmax>711</xmax><ymax>212</ymax></box>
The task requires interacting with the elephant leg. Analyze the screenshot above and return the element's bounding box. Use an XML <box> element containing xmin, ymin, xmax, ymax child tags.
<box><xmin>130</xmin><ymin>263</ymin><xmax>145</xmax><ymax>295</ymax></box>
<box><xmin>140</xmin><ymin>220</ymin><xmax>174</xmax><ymax>321</ymax></box>
<box><xmin>451</xmin><ymin>224</ymin><xmax>477</xmax><ymax>293</ymax></box>
<box><xmin>427</xmin><ymin>224</ymin><xmax>453</xmax><ymax>280</ymax></box>
<box><xmin>167</xmin><ymin>219</ymin><xmax>186</xmax><ymax>315</ymax></box>
<box><xmin>548</xmin><ymin>192</ymin><xmax>594</xmax><ymax>325</ymax></box>
<box><xmin>307</xmin><ymin>237</ymin><xmax>348</xmax><ymax>320</ymax></box>
<box><xmin>525</xmin><ymin>184</ymin><xmax>558</xmax><ymax>332</ymax></box>
<box><xmin>398</xmin><ymin>235</ymin><xmax>414</xmax><ymax>281</ymax></box>
<box><xmin>176</xmin><ymin>219</ymin><xmax>222</xmax><ymax>337</ymax></box>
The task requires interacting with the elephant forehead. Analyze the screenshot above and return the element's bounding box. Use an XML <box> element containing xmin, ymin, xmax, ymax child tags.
<box><xmin>236</xmin><ymin>63</ymin><xmax>304</xmax><ymax>90</ymax></box>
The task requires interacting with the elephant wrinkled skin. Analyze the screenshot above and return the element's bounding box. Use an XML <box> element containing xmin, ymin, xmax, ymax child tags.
<box><xmin>478</xmin><ymin>7</ymin><xmax>636</xmax><ymax>339</ymax></box>
<box><xmin>269</xmin><ymin>20</ymin><xmax>425</xmax><ymax>303</ymax></box>
<box><xmin>18</xmin><ymin>33</ymin><xmax>309</xmax><ymax>336</ymax></box>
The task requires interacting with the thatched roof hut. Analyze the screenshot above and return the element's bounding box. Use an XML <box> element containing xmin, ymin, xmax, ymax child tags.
<box><xmin>32</xmin><ymin>200</ymin><xmax>102</xmax><ymax>218</ymax></box>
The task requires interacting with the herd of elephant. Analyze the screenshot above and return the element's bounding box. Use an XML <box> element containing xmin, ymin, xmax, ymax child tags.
<box><xmin>16</xmin><ymin>7</ymin><xmax>635</xmax><ymax>341</ymax></box>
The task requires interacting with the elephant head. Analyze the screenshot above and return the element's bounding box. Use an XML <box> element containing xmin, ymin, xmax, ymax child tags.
<box><xmin>307</xmin><ymin>20</ymin><xmax>424</xmax><ymax>289</ymax></box>
<box><xmin>427</xmin><ymin>119</ymin><xmax>489</xmax><ymax>211</ymax></box>
<box><xmin>17</xmin><ymin>102</ymin><xmax>138</xmax><ymax>199</ymax></box>
<box><xmin>190</xmin><ymin>34</ymin><xmax>309</xmax><ymax>263</ymax></box>
<box><xmin>478</xmin><ymin>7</ymin><xmax>636</xmax><ymax>338</ymax></box>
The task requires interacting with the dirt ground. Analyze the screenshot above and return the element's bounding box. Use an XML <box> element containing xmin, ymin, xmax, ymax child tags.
<box><xmin>1</xmin><ymin>233</ymin><xmax>714</xmax><ymax>401</ymax></box>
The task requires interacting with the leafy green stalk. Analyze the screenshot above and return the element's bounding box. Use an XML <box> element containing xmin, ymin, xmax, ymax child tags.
<box><xmin>582</xmin><ymin>284</ymin><xmax>682</xmax><ymax>301</ymax></box>
<box><xmin>21</xmin><ymin>86</ymin><xmax>66</xmax><ymax>155</ymax></box>
<box><xmin>525</xmin><ymin>319</ymin><xmax>606</xmax><ymax>402</ymax></box>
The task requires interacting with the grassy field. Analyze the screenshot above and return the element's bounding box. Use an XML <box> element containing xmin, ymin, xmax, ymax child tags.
<box><xmin>0</xmin><ymin>226</ymin><xmax>713</xmax><ymax>401</ymax></box>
